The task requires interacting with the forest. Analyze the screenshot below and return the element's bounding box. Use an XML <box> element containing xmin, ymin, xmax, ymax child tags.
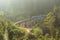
<box><xmin>0</xmin><ymin>0</ymin><xmax>60</xmax><ymax>40</ymax></box>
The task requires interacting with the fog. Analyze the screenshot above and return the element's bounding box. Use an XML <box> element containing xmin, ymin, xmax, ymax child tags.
<box><xmin>0</xmin><ymin>0</ymin><xmax>60</xmax><ymax>16</ymax></box>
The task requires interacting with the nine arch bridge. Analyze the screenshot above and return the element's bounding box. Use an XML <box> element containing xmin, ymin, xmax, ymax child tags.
<box><xmin>15</xmin><ymin>18</ymin><xmax>40</xmax><ymax>28</ymax></box>
<box><xmin>15</xmin><ymin>15</ymin><xmax>46</xmax><ymax>28</ymax></box>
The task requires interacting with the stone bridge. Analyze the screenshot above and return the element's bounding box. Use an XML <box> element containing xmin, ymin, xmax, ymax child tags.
<box><xmin>15</xmin><ymin>15</ymin><xmax>46</xmax><ymax>28</ymax></box>
<box><xmin>15</xmin><ymin>18</ymin><xmax>39</xmax><ymax>28</ymax></box>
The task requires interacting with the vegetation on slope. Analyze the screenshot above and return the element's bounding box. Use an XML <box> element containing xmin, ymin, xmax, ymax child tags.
<box><xmin>0</xmin><ymin>7</ymin><xmax>60</xmax><ymax>40</ymax></box>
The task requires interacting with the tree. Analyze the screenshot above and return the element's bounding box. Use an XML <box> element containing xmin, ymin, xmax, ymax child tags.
<box><xmin>26</xmin><ymin>27</ymin><xmax>43</xmax><ymax>40</ymax></box>
<box><xmin>43</xmin><ymin>12</ymin><xmax>56</xmax><ymax>37</ymax></box>
<box><xmin>6</xmin><ymin>21</ymin><xmax>26</xmax><ymax>40</ymax></box>
<box><xmin>0</xmin><ymin>18</ymin><xmax>5</xmax><ymax>40</ymax></box>
<box><xmin>53</xmin><ymin>7</ymin><xmax>60</xmax><ymax>28</ymax></box>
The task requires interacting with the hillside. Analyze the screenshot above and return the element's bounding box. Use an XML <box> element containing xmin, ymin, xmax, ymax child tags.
<box><xmin>0</xmin><ymin>0</ymin><xmax>60</xmax><ymax>40</ymax></box>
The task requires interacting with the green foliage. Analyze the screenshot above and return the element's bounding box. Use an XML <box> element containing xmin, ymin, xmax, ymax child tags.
<box><xmin>26</xmin><ymin>27</ymin><xmax>60</xmax><ymax>40</ymax></box>
<box><xmin>53</xmin><ymin>7</ymin><xmax>60</xmax><ymax>28</ymax></box>
<box><xmin>31</xmin><ymin>27</ymin><xmax>43</xmax><ymax>35</ymax></box>
<box><xmin>43</xmin><ymin>12</ymin><xmax>56</xmax><ymax>27</ymax></box>
<box><xmin>0</xmin><ymin>20</ymin><xmax>26</xmax><ymax>40</ymax></box>
<box><xmin>6</xmin><ymin>21</ymin><xmax>26</xmax><ymax>40</ymax></box>
<box><xmin>0</xmin><ymin>17</ymin><xmax>60</xmax><ymax>40</ymax></box>
<box><xmin>42</xmin><ymin>12</ymin><xmax>56</xmax><ymax>37</ymax></box>
<box><xmin>0</xmin><ymin>7</ymin><xmax>60</xmax><ymax>40</ymax></box>
<box><xmin>0</xmin><ymin>19</ymin><xmax>5</xmax><ymax>40</ymax></box>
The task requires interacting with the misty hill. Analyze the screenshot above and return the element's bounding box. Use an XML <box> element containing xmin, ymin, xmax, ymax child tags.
<box><xmin>0</xmin><ymin>0</ymin><xmax>60</xmax><ymax>22</ymax></box>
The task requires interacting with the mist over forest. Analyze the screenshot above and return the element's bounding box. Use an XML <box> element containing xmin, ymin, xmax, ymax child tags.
<box><xmin>0</xmin><ymin>0</ymin><xmax>60</xmax><ymax>21</ymax></box>
<box><xmin>0</xmin><ymin>0</ymin><xmax>59</xmax><ymax>21</ymax></box>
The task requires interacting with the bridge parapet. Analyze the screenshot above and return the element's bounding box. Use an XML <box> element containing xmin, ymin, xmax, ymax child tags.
<box><xmin>15</xmin><ymin>15</ymin><xmax>46</xmax><ymax>28</ymax></box>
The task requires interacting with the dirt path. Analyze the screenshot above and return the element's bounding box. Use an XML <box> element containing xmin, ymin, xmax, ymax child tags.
<box><xmin>18</xmin><ymin>27</ymin><xmax>32</xmax><ymax>33</ymax></box>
